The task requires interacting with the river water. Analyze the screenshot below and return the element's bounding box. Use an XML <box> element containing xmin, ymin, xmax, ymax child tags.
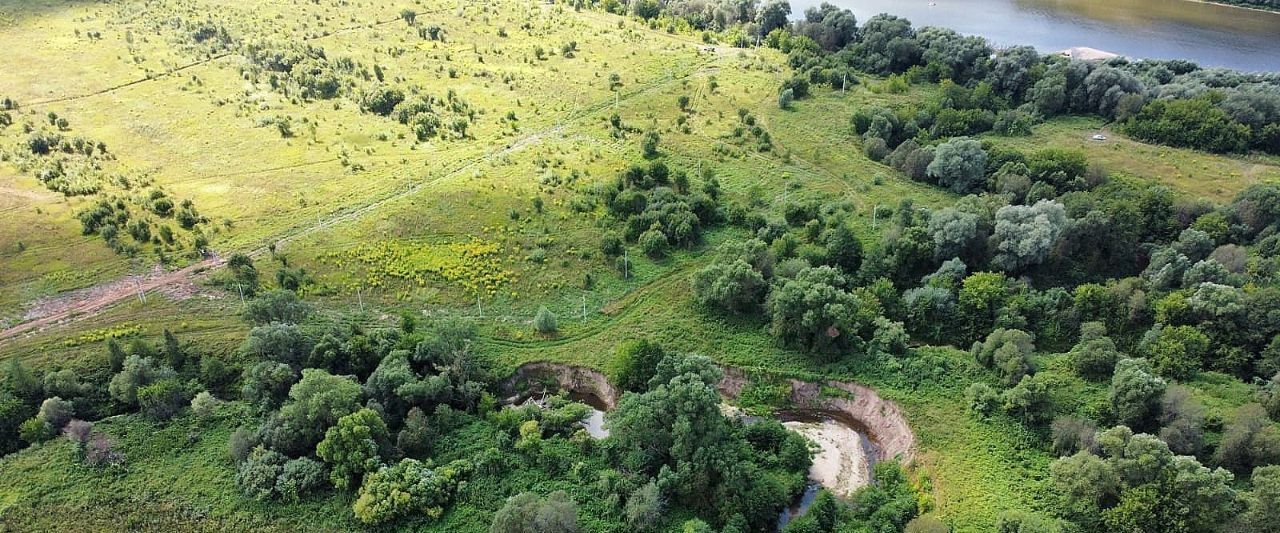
<box><xmin>791</xmin><ymin>0</ymin><xmax>1280</xmax><ymax>72</ymax></box>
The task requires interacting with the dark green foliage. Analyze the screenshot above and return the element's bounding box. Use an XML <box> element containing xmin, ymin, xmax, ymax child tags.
<box><xmin>243</xmin><ymin>290</ymin><xmax>312</xmax><ymax>325</ymax></box>
<box><xmin>612</xmin><ymin>339</ymin><xmax>666</xmax><ymax>392</ymax></box>
<box><xmin>241</xmin><ymin>362</ymin><xmax>298</xmax><ymax>411</ymax></box>
<box><xmin>317</xmin><ymin>408</ymin><xmax>391</xmax><ymax>490</ymax></box>
<box><xmin>237</xmin><ymin>446</ymin><xmax>289</xmax><ymax>500</ymax></box>
<box><xmin>353</xmin><ymin>458</ymin><xmax>470</xmax><ymax>524</ymax></box>
<box><xmin>1050</xmin><ymin>426</ymin><xmax>1235</xmax><ymax>533</ymax></box>
<box><xmin>489</xmin><ymin>490</ymin><xmax>579</xmax><ymax>533</ymax></box>
<box><xmin>972</xmin><ymin>328</ymin><xmax>1033</xmax><ymax>386</ymax></box>
<box><xmin>137</xmin><ymin>378</ymin><xmax>192</xmax><ymax>421</ymax></box>
<box><xmin>1125</xmin><ymin>95</ymin><xmax>1253</xmax><ymax>154</ymax></box>
<box><xmin>277</xmin><ymin>457</ymin><xmax>328</xmax><ymax>502</ymax></box>
<box><xmin>240</xmin><ymin>323</ymin><xmax>312</xmax><ymax>366</ymax></box>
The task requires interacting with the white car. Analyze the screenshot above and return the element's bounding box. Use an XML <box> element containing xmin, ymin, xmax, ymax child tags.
<box><xmin>1091</xmin><ymin>134</ymin><xmax>1108</xmax><ymax>141</ymax></box>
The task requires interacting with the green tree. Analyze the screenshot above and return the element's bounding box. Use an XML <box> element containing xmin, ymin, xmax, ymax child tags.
<box><xmin>1139</xmin><ymin>324</ymin><xmax>1210</xmax><ymax>380</ymax></box>
<box><xmin>236</xmin><ymin>446</ymin><xmax>288</xmax><ymax>500</ymax></box>
<box><xmin>243</xmin><ymin>289</ymin><xmax>312</xmax><ymax>325</ymax></box>
<box><xmin>624</xmin><ymin>481</ymin><xmax>663</xmax><ymax>532</ymax></box>
<box><xmin>108</xmin><ymin>355</ymin><xmax>177</xmax><ymax>406</ymax></box>
<box><xmin>1002</xmin><ymin>374</ymin><xmax>1053</xmax><ymax>425</ymax></box>
<box><xmin>260</xmin><ymin>369</ymin><xmax>362</xmax><ymax>456</ymax></box>
<box><xmin>926</xmin><ymin>138</ymin><xmax>987</xmax><ymax>194</ymax></box>
<box><xmin>1214</xmin><ymin>403</ymin><xmax>1280</xmax><ymax>476</ymax></box>
<box><xmin>1070</xmin><ymin>322</ymin><xmax>1122</xmax><ymax>380</ymax></box>
<box><xmin>1110</xmin><ymin>358</ymin><xmax>1166</xmax><ymax>429</ymax></box>
<box><xmin>990</xmin><ymin>200</ymin><xmax>1067</xmax><ymax>272</ymax></box>
<box><xmin>692</xmin><ymin>259</ymin><xmax>767</xmax><ymax>314</ymax></box>
<box><xmin>490</xmin><ymin>490</ymin><xmax>580</xmax><ymax>533</ymax></box>
<box><xmin>641</xmin><ymin>130</ymin><xmax>660</xmax><ymax>158</ymax></box>
<box><xmin>1237</xmin><ymin>465</ymin><xmax>1280</xmax><ymax>532</ymax></box>
<box><xmin>768</xmin><ymin>266</ymin><xmax>880</xmax><ymax>354</ymax></box>
<box><xmin>276</xmin><ymin>457</ymin><xmax>327</xmax><ymax>502</ymax></box>
<box><xmin>1051</xmin><ymin>426</ymin><xmax>1235</xmax><ymax>533</ymax></box>
<box><xmin>353</xmin><ymin>458</ymin><xmax>470</xmax><ymax>524</ymax></box>
<box><xmin>612</xmin><ymin>339</ymin><xmax>666</xmax><ymax>392</ymax></box>
<box><xmin>137</xmin><ymin>378</ymin><xmax>192</xmax><ymax>421</ymax></box>
<box><xmin>36</xmin><ymin>396</ymin><xmax>73</xmax><ymax>429</ymax></box>
<box><xmin>241</xmin><ymin>362</ymin><xmax>298</xmax><ymax>410</ymax></box>
<box><xmin>533</xmin><ymin>306</ymin><xmax>558</xmax><ymax>334</ymax></box>
<box><xmin>973</xmin><ymin>328</ymin><xmax>1034</xmax><ymax>386</ymax></box>
<box><xmin>317</xmin><ymin>408</ymin><xmax>390</xmax><ymax>490</ymax></box>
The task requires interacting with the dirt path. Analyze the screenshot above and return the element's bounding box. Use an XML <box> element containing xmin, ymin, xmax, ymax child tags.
<box><xmin>0</xmin><ymin>256</ymin><xmax>222</xmax><ymax>342</ymax></box>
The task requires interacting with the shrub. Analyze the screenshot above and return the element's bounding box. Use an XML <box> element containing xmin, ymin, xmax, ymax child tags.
<box><xmin>237</xmin><ymin>446</ymin><xmax>288</xmax><ymax>500</ymax></box>
<box><xmin>277</xmin><ymin>457</ymin><xmax>328</xmax><ymax>502</ymax></box>
<box><xmin>534</xmin><ymin>306</ymin><xmax>558</xmax><ymax>334</ymax></box>
<box><xmin>37</xmin><ymin>397</ymin><xmax>74</xmax><ymax>429</ymax></box>
<box><xmin>137</xmin><ymin>379</ymin><xmax>192</xmax><ymax>421</ymax></box>
<box><xmin>243</xmin><ymin>290</ymin><xmax>312</xmax><ymax>325</ymax></box>
<box><xmin>352</xmin><ymin>459</ymin><xmax>471</xmax><ymax>524</ymax></box>
<box><xmin>19</xmin><ymin>417</ymin><xmax>55</xmax><ymax>444</ymax></box>
<box><xmin>864</xmin><ymin>137</ymin><xmax>889</xmax><ymax>162</ymax></box>
<box><xmin>778</xmin><ymin>88</ymin><xmax>795</xmax><ymax>110</ymax></box>
<box><xmin>191</xmin><ymin>391</ymin><xmax>220</xmax><ymax>420</ymax></box>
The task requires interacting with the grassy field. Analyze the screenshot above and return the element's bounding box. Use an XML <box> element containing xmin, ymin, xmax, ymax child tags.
<box><xmin>2</xmin><ymin>0</ymin><xmax>1278</xmax><ymax>532</ymax></box>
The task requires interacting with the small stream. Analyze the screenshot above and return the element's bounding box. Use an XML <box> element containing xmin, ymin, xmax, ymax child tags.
<box><xmin>771</xmin><ymin>411</ymin><xmax>880</xmax><ymax>530</ymax></box>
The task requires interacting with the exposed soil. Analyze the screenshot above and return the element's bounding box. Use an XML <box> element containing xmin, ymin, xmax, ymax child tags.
<box><xmin>717</xmin><ymin>367</ymin><xmax>915</xmax><ymax>461</ymax></box>
<box><xmin>783</xmin><ymin>419</ymin><xmax>873</xmax><ymax>497</ymax></box>
<box><xmin>0</xmin><ymin>256</ymin><xmax>222</xmax><ymax>342</ymax></box>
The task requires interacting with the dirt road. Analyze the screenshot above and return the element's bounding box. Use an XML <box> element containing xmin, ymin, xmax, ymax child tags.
<box><xmin>0</xmin><ymin>256</ymin><xmax>222</xmax><ymax>343</ymax></box>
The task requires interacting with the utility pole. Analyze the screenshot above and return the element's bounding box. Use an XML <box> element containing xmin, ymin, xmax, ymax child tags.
<box><xmin>623</xmin><ymin>249</ymin><xmax>630</xmax><ymax>279</ymax></box>
<box><xmin>476</xmin><ymin>295</ymin><xmax>483</xmax><ymax>318</ymax></box>
<box><xmin>357</xmin><ymin>287</ymin><xmax>364</xmax><ymax>312</ymax></box>
<box><xmin>872</xmin><ymin>204</ymin><xmax>883</xmax><ymax>230</ymax></box>
<box><xmin>582</xmin><ymin>293</ymin><xmax>587</xmax><ymax>321</ymax></box>
<box><xmin>236</xmin><ymin>283</ymin><xmax>246</xmax><ymax>306</ymax></box>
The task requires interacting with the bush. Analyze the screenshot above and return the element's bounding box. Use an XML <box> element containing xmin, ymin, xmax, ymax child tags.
<box><xmin>191</xmin><ymin>391</ymin><xmax>219</xmax><ymax>420</ymax></box>
<box><xmin>534</xmin><ymin>306</ymin><xmax>558</xmax><ymax>334</ymax></box>
<box><xmin>778</xmin><ymin>88</ymin><xmax>795</xmax><ymax>110</ymax></box>
<box><xmin>237</xmin><ymin>446</ymin><xmax>288</xmax><ymax>500</ymax></box>
<box><xmin>137</xmin><ymin>379</ymin><xmax>192</xmax><ymax>421</ymax></box>
<box><xmin>639</xmin><ymin>227</ymin><xmax>667</xmax><ymax>257</ymax></box>
<box><xmin>19</xmin><ymin>417</ymin><xmax>55</xmax><ymax>444</ymax></box>
<box><xmin>277</xmin><ymin>457</ymin><xmax>328</xmax><ymax>502</ymax></box>
<box><xmin>864</xmin><ymin>137</ymin><xmax>889</xmax><ymax>162</ymax></box>
<box><xmin>490</xmin><ymin>490</ymin><xmax>579</xmax><ymax>533</ymax></box>
<box><xmin>243</xmin><ymin>290</ymin><xmax>312</xmax><ymax>325</ymax></box>
<box><xmin>37</xmin><ymin>397</ymin><xmax>74</xmax><ymax>429</ymax></box>
<box><xmin>352</xmin><ymin>459</ymin><xmax>471</xmax><ymax>524</ymax></box>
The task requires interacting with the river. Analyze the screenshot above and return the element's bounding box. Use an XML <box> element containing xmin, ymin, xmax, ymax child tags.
<box><xmin>790</xmin><ymin>0</ymin><xmax>1280</xmax><ymax>72</ymax></box>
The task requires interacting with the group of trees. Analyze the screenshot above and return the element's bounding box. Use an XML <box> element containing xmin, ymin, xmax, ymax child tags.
<box><xmin>599</xmin><ymin>159</ymin><xmax>723</xmax><ymax>260</ymax></box>
<box><xmin>688</xmin><ymin>137</ymin><xmax>1280</xmax><ymax>529</ymax></box>
<box><xmin>693</xmin><ymin>201</ymin><xmax>914</xmax><ymax>359</ymax></box>
<box><xmin>717</xmin><ymin>2</ymin><xmax>1280</xmax><ymax>154</ymax></box>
